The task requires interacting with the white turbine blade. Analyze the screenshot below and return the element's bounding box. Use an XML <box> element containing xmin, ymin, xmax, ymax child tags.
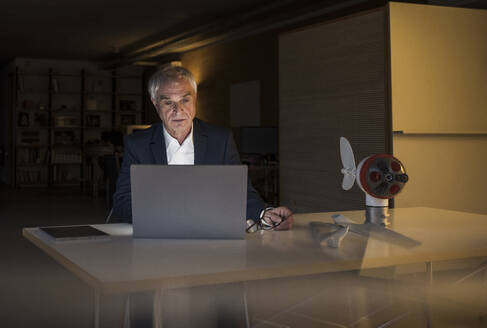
<box><xmin>322</xmin><ymin>226</ymin><xmax>349</xmax><ymax>248</ymax></box>
<box><xmin>340</xmin><ymin>137</ymin><xmax>356</xmax><ymax>190</ymax></box>
<box><xmin>331</xmin><ymin>214</ymin><xmax>355</xmax><ymax>225</ymax></box>
<box><xmin>340</xmin><ymin>137</ymin><xmax>356</xmax><ymax>170</ymax></box>
<box><xmin>342</xmin><ymin>174</ymin><xmax>355</xmax><ymax>190</ymax></box>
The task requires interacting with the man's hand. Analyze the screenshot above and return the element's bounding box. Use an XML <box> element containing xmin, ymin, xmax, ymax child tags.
<box><xmin>262</xmin><ymin>206</ymin><xmax>294</xmax><ymax>230</ymax></box>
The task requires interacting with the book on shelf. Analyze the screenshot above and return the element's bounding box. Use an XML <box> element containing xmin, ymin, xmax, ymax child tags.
<box><xmin>52</xmin><ymin>165</ymin><xmax>79</xmax><ymax>183</ymax></box>
<box><xmin>17</xmin><ymin>148</ymin><xmax>48</xmax><ymax>164</ymax></box>
<box><xmin>119</xmin><ymin>100</ymin><xmax>137</xmax><ymax>111</ymax></box>
<box><xmin>51</xmin><ymin>149</ymin><xmax>82</xmax><ymax>164</ymax></box>
<box><xmin>17</xmin><ymin>168</ymin><xmax>42</xmax><ymax>185</ymax></box>
<box><xmin>19</xmin><ymin>131</ymin><xmax>41</xmax><ymax>145</ymax></box>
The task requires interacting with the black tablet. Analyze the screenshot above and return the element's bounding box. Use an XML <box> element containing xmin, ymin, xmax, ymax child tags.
<box><xmin>40</xmin><ymin>225</ymin><xmax>110</xmax><ymax>241</ymax></box>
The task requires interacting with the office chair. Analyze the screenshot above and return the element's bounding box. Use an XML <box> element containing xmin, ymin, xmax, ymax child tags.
<box><xmin>105</xmin><ymin>208</ymin><xmax>114</xmax><ymax>223</ymax></box>
<box><xmin>99</xmin><ymin>154</ymin><xmax>119</xmax><ymax>208</ymax></box>
<box><xmin>99</xmin><ymin>154</ymin><xmax>119</xmax><ymax>224</ymax></box>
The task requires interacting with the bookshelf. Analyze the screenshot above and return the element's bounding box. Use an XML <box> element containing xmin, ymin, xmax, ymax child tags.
<box><xmin>12</xmin><ymin>65</ymin><xmax>145</xmax><ymax>188</ymax></box>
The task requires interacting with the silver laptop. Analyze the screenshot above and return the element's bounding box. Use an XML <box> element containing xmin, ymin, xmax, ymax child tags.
<box><xmin>130</xmin><ymin>165</ymin><xmax>247</xmax><ymax>239</ymax></box>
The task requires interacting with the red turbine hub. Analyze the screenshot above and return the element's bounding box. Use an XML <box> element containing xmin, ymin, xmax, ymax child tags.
<box><xmin>359</xmin><ymin>154</ymin><xmax>407</xmax><ymax>199</ymax></box>
<box><xmin>389</xmin><ymin>184</ymin><xmax>400</xmax><ymax>195</ymax></box>
<box><xmin>369</xmin><ymin>171</ymin><xmax>381</xmax><ymax>182</ymax></box>
<box><xmin>391</xmin><ymin>161</ymin><xmax>401</xmax><ymax>172</ymax></box>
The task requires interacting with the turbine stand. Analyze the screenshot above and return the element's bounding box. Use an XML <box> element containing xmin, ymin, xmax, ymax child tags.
<box><xmin>365</xmin><ymin>194</ymin><xmax>390</xmax><ymax>226</ymax></box>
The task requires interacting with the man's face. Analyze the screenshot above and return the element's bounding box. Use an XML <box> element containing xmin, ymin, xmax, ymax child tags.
<box><xmin>153</xmin><ymin>78</ymin><xmax>196</xmax><ymax>141</ymax></box>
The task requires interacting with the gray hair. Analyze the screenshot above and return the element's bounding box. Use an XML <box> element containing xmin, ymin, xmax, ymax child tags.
<box><xmin>148</xmin><ymin>65</ymin><xmax>197</xmax><ymax>101</ymax></box>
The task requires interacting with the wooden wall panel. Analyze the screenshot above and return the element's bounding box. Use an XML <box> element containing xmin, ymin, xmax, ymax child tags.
<box><xmin>279</xmin><ymin>9</ymin><xmax>388</xmax><ymax>213</ymax></box>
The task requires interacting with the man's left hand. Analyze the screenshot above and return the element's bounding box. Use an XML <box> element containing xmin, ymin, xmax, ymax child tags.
<box><xmin>262</xmin><ymin>206</ymin><xmax>294</xmax><ymax>230</ymax></box>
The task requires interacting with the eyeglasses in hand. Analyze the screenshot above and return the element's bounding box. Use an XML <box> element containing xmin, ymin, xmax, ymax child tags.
<box><xmin>246</xmin><ymin>206</ymin><xmax>297</xmax><ymax>233</ymax></box>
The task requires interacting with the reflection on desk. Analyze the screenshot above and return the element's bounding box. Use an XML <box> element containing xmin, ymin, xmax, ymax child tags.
<box><xmin>22</xmin><ymin>207</ymin><xmax>487</xmax><ymax>294</ymax></box>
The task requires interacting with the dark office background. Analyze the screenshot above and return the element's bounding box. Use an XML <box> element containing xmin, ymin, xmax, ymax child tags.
<box><xmin>1</xmin><ymin>0</ymin><xmax>487</xmax><ymax>327</ymax></box>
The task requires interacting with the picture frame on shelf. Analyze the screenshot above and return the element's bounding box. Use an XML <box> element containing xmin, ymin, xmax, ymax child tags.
<box><xmin>120</xmin><ymin>114</ymin><xmax>136</xmax><ymax>125</ymax></box>
<box><xmin>56</xmin><ymin>104</ymin><xmax>69</xmax><ymax>111</ymax></box>
<box><xmin>86</xmin><ymin>98</ymin><xmax>97</xmax><ymax>111</ymax></box>
<box><xmin>22</xmin><ymin>99</ymin><xmax>34</xmax><ymax>110</ymax></box>
<box><xmin>96</xmin><ymin>98</ymin><xmax>108</xmax><ymax>110</ymax></box>
<box><xmin>86</xmin><ymin>115</ymin><xmax>101</xmax><ymax>127</ymax></box>
<box><xmin>18</xmin><ymin>112</ymin><xmax>30</xmax><ymax>127</ymax></box>
<box><xmin>93</xmin><ymin>79</ymin><xmax>106</xmax><ymax>92</ymax></box>
<box><xmin>51</xmin><ymin>78</ymin><xmax>59</xmax><ymax>92</ymax></box>
<box><xmin>54</xmin><ymin>115</ymin><xmax>79</xmax><ymax>127</ymax></box>
<box><xmin>119</xmin><ymin>100</ymin><xmax>137</xmax><ymax>111</ymax></box>
<box><xmin>54</xmin><ymin>131</ymin><xmax>76</xmax><ymax>145</ymax></box>
<box><xmin>33</xmin><ymin>112</ymin><xmax>48</xmax><ymax>127</ymax></box>
<box><xmin>17</xmin><ymin>73</ymin><xmax>24</xmax><ymax>92</ymax></box>
<box><xmin>19</xmin><ymin>131</ymin><xmax>41</xmax><ymax>145</ymax></box>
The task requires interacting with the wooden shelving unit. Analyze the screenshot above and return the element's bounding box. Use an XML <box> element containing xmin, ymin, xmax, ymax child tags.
<box><xmin>12</xmin><ymin>66</ymin><xmax>144</xmax><ymax>189</ymax></box>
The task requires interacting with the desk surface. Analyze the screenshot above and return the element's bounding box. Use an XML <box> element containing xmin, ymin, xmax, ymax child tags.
<box><xmin>23</xmin><ymin>207</ymin><xmax>487</xmax><ymax>294</ymax></box>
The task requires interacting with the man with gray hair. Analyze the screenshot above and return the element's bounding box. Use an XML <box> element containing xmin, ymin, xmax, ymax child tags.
<box><xmin>113</xmin><ymin>65</ymin><xmax>293</xmax><ymax>229</ymax></box>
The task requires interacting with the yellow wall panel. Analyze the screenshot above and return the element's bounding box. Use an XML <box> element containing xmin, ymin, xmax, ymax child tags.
<box><xmin>394</xmin><ymin>134</ymin><xmax>487</xmax><ymax>214</ymax></box>
<box><xmin>390</xmin><ymin>2</ymin><xmax>487</xmax><ymax>133</ymax></box>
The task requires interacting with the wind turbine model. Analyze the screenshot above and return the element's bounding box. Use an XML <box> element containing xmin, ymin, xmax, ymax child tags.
<box><xmin>311</xmin><ymin>137</ymin><xmax>419</xmax><ymax>249</ymax></box>
<box><xmin>340</xmin><ymin>137</ymin><xmax>409</xmax><ymax>225</ymax></box>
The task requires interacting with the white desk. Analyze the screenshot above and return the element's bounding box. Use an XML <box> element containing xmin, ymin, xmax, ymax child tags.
<box><xmin>23</xmin><ymin>207</ymin><xmax>487</xmax><ymax>326</ymax></box>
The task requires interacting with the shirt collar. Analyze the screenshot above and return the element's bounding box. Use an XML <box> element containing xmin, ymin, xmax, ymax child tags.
<box><xmin>162</xmin><ymin>123</ymin><xmax>194</xmax><ymax>149</ymax></box>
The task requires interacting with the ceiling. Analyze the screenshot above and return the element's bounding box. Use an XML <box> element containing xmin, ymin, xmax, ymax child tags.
<box><xmin>1</xmin><ymin>0</ymin><xmax>486</xmax><ymax>68</ymax></box>
<box><xmin>0</xmin><ymin>0</ymin><xmax>270</xmax><ymax>60</ymax></box>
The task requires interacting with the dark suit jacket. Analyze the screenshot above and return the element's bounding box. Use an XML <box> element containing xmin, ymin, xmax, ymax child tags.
<box><xmin>113</xmin><ymin>118</ymin><xmax>265</xmax><ymax>223</ymax></box>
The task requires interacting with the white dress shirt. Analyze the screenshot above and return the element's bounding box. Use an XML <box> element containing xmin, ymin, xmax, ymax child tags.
<box><xmin>163</xmin><ymin>124</ymin><xmax>195</xmax><ymax>165</ymax></box>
